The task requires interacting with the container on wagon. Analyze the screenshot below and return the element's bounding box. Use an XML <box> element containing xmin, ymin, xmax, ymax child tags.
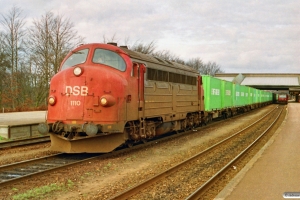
<box><xmin>221</xmin><ymin>79</ymin><xmax>234</xmax><ymax>108</ymax></box>
<box><xmin>202</xmin><ymin>75</ymin><xmax>222</xmax><ymax>111</ymax></box>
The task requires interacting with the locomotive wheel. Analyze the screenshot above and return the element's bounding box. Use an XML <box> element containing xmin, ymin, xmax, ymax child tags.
<box><xmin>181</xmin><ymin>119</ymin><xmax>187</xmax><ymax>131</ymax></box>
<box><xmin>127</xmin><ymin>141</ymin><xmax>134</xmax><ymax>148</ymax></box>
<box><xmin>125</xmin><ymin>121</ymin><xmax>139</xmax><ymax>140</ymax></box>
<box><xmin>141</xmin><ymin>139</ymin><xmax>147</xmax><ymax>144</ymax></box>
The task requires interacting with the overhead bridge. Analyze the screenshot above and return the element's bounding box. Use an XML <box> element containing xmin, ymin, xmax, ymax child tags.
<box><xmin>215</xmin><ymin>73</ymin><xmax>300</xmax><ymax>101</ymax></box>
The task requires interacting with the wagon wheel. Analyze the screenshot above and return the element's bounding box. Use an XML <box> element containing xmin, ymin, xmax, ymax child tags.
<box><xmin>204</xmin><ymin>115</ymin><xmax>211</xmax><ymax>124</ymax></box>
<box><xmin>223</xmin><ymin>112</ymin><xmax>228</xmax><ymax>119</ymax></box>
<box><xmin>209</xmin><ymin>114</ymin><xmax>213</xmax><ymax>122</ymax></box>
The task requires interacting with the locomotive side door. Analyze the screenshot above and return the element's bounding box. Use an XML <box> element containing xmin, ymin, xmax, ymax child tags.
<box><xmin>126</xmin><ymin>62</ymin><xmax>145</xmax><ymax>121</ymax></box>
<box><xmin>137</xmin><ymin>63</ymin><xmax>146</xmax><ymax>119</ymax></box>
<box><xmin>198</xmin><ymin>75</ymin><xmax>204</xmax><ymax>111</ymax></box>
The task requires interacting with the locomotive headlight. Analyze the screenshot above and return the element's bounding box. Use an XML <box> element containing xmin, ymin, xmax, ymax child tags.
<box><xmin>73</xmin><ymin>66</ymin><xmax>83</xmax><ymax>76</ymax></box>
<box><xmin>48</xmin><ymin>96</ymin><xmax>56</xmax><ymax>106</ymax></box>
<box><xmin>100</xmin><ymin>95</ymin><xmax>116</xmax><ymax>107</ymax></box>
<box><xmin>100</xmin><ymin>97</ymin><xmax>108</xmax><ymax>106</ymax></box>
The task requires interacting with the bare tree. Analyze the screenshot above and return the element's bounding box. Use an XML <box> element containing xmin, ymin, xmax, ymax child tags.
<box><xmin>51</xmin><ymin>13</ymin><xmax>84</xmax><ymax>73</ymax></box>
<box><xmin>185</xmin><ymin>57</ymin><xmax>204</xmax><ymax>71</ymax></box>
<box><xmin>26</xmin><ymin>11</ymin><xmax>84</xmax><ymax>107</ymax></box>
<box><xmin>202</xmin><ymin>61</ymin><xmax>224</xmax><ymax>76</ymax></box>
<box><xmin>128</xmin><ymin>41</ymin><xmax>225</xmax><ymax>76</ymax></box>
<box><xmin>186</xmin><ymin>58</ymin><xmax>224</xmax><ymax>76</ymax></box>
<box><xmin>0</xmin><ymin>33</ymin><xmax>10</xmax><ymax>109</ymax></box>
<box><xmin>130</xmin><ymin>40</ymin><xmax>157</xmax><ymax>54</ymax></box>
<box><xmin>0</xmin><ymin>6</ymin><xmax>26</xmax><ymax>109</ymax></box>
<box><xmin>0</xmin><ymin>33</ymin><xmax>10</xmax><ymax>70</ymax></box>
<box><xmin>102</xmin><ymin>33</ymin><xmax>118</xmax><ymax>44</ymax></box>
<box><xmin>152</xmin><ymin>49</ymin><xmax>185</xmax><ymax>64</ymax></box>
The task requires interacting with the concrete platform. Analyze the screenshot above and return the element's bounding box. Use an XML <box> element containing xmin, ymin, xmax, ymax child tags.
<box><xmin>216</xmin><ymin>103</ymin><xmax>300</xmax><ymax>200</ymax></box>
<box><xmin>0</xmin><ymin>111</ymin><xmax>46</xmax><ymax>139</ymax></box>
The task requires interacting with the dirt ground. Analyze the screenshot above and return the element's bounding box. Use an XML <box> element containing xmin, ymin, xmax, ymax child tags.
<box><xmin>0</xmin><ymin>105</ymin><xmax>277</xmax><ymax>200</ymax></box>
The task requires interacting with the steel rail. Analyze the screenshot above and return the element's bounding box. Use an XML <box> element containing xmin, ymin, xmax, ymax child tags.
<box><xmin>0</xmin><ymin>121</ymin><xmax>195</xmax><ymax>188</ymax></box>
<box><xmin>0</xmin><ymin>105</ymin><xmax>278</xmax><ymax>193</ymax></box>
<box><xmin>109</xmin><ymin>106</ymin><xmax>280</xmax><ymax>200</ymax></box>
<box><xmin>0</xmin><ymin>153</ymin><xmax>100</xmax><ymax>187</ymax></box>
<box><xmin>185</xmin><ymin>106</ymin><xmax>283</xmax><ymax>199</ymax></box>
<box><xmin>0</xmin><ymin>136</ymin><xmax>50</xmax><ymax>149</ymax></box>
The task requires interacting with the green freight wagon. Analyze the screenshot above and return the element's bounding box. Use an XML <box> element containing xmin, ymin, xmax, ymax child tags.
<box><xmin>261</xmin><ymin>90</ymin><xmax>268</xmax><ymax>103</ymax></box>
<box><xmin>268</xmin><ymin>91</ymin><xmax>273</xmax><ymax>102</ymax></box>
<box><xmin>243</xmin><ymin>85</ymin><xmax>253</xmax><ymax>111</ymax></box>
<box><xmin>221</xmin><ymin>79</ymin><xmax>234</xmax><ymax>108</ymax></box>
<box><xmin>248</xmin><ymin>87</ymin><xmax>255</xmax><ymax>108</ymax></box>
<box><xmin>253</xmin><ymin>88</ymin><xmax>260</xmax><ymax>108</ymax></box>
<box><xmin>261</xmin><ymin>90</ymin><xmax>272</xmax><ymax>104</ymax></box>
<box><xmin>240</xmin><ymin>85</ymin><xmax>249</xmax><ymax>106</ymax></box>
<box><xmin>262</xmin><ymin>91</ymin><xmax>266</xmax><ymax>103</ymax></box>
<box><xmin>202</xmin><ymin>75</ymin><xmax>222</xmax><ymax>111</ymax></box>
<box><xmin>234</xmin><ymin>84</ymin><xmax>242</xmax><ymax>107</ymax></box>
<box><xmin>201</xmin><ymin>75</ymin><xmax>273</xmax><ymax>123</ymax></box>
<box><xmin>268</xmin><ymin>92</ymin><xmax>273</xmax><ymax>102</ymax></box>
<box><xmin>203</xmin><ymin>75</ymin><xmax>237</xmax><ymax>120</ymax></box>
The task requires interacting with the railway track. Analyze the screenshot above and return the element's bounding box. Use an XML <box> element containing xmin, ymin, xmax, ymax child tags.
<box><xmin>0</xmin><ymin>105</ymin><xmax>281</xmax><ymax>199</ymax></box>
<box><xmin>109</xmin><ymin>105</ymin><xmax>284</xmax><ymax>199</ymax></box>
<box><xmin>0</xmin><ymin>122</ymin><xmax>212</xmax><ymax>187</ymax></box>
<box><xmin>0</xmin><ymin>136</ymin><xmax>50</xmax><ymax>150</ymax></box>
<box><xmin>0</xmin><ymin>153</ymin><xmax>102</xmax><ymax>187</ymax></box>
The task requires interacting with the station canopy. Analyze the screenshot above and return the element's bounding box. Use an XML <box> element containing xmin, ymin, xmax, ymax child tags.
<box><xmin>214</xmin><ymin>73</ymin><xmax>300</xmax><ymax>95</ymax></box>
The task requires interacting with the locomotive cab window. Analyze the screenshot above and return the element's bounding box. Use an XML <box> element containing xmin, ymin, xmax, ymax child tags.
<box><xmin>61</xmin><ymin>49</ymin><xmax>89</xmax><ymax>70</ymax></box>
<box><xmin>93</xmin><ymin>49</ymin><xmax>126</xmax><ymax>71</ymax></box>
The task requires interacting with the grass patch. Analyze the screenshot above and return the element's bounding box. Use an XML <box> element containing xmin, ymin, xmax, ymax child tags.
<box><xmin>103</xmin><ymin>162</ymin><xmax>112</xmax><ymax>170</ymax></box>
<box><xmin>125</xmin><ymin>155</ymin><xmax>136</xmax><ymax>162</ymax></box>
<box><xmin>67</xmin><ymin>179</ymin><xmax>74</xmax><ymax>188</ymax></box>
<box><xmin>12</xmin><ymin>180</ymin><xmax>75</xmax><ymax>200</ymax></box>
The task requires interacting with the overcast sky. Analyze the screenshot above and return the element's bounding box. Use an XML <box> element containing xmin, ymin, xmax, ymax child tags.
<box><xmin>1</xmin><ymin>0</ymin><xmax>299</xmax><ymax>73</ymax></box>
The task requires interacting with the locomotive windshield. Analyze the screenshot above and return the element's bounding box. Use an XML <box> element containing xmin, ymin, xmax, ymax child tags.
<box><xmin>92</xmin><ymin>49</ymin><xmax>126</xmax><ymax>71</ymax></box>
<box><xmin>61</xmin><ymin>49</ymin><xmax>89</xmax><ymax>70</ymax></box>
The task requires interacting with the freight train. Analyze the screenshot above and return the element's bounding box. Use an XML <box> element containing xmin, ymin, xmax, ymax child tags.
<box><xmin>38</xmin><ymin>43</ymin><xmax>273</xmax><ymax>153</ymax></box>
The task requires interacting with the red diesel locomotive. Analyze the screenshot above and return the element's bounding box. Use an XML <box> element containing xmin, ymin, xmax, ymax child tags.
<box><xmin>277</xmin><ymin>94</ymin><xmax>288</xmax><ymax>104</ymax></box>
<box><xmin>38</xmin><ymin>43</ymin><xmax>204</xmax><ymax>153</ymax></box>
<box><xmin>38</xmin><ymin>43</ymin><xmax>273</xmax><ymax>153</ymax></box>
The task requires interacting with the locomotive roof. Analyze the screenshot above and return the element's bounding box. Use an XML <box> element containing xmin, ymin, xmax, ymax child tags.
<box><xmin>119</xmin><ymin>47</ymin><xmax>198</xmax><ymax>75</ymax></box>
